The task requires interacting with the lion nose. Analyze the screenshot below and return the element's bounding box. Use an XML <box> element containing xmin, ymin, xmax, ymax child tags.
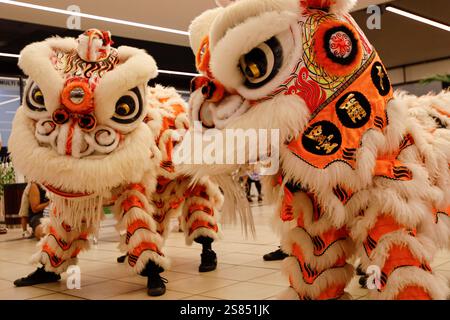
<box><xmin>61</xmin><ymin>79</ymin><xmax>94</xmax><ymax>114</ymax></box>
<box><xmin>54</xmin><ymin>78</ymin><xmax>97</xmax><ymax>134</ymax></box>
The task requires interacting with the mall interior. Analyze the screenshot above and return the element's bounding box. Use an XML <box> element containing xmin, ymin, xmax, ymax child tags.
<box><xmin>0</xmin><ymin>0</ymin><xmax>449</xmax><ymax>301</ymax></box>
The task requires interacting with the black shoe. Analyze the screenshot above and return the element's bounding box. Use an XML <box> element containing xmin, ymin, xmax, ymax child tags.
<box><xmin>199</xmin><ymin>249</ymin><xmax>217</xmax><ymax>272</ymax></box>
<box><xmin>263</xmin><ymin>248</ymin><xmax>288</xmax><ymax>261</ymax></box>
<box><xmin>117</xmin><ymin>255</ymin><xmax>127</xmax><ymax>263</ymax></box>
<box><xmin>14</xmin><ymin>266</ymin><xmax>61</xmax><ymax>287</ymax></box>
<box><xmin>355</xmin><ymin>264</ymin><xmax>365</xmax><ymax>276</ymax></box>
<box><xmin>359</xmin><ymin>275</ymin><xmax>368</xmax><ymax>289</ymax></box>
<box><xmin>258</xmin><ymin>197</ymin><xmax>263</xmax><ymax>203</ymax></box>
<box><xmin>147</xmin><ymin>274</ymin><xmax>168</xmax><ymax>297</ymax></box>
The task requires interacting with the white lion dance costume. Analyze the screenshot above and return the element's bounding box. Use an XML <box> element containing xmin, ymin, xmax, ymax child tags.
<box><xmin>9</xmin><ymin>29</ymin><xmax>224</xmax><ymax>296</ymax></box>
<box><xmin>189</xmin><ymin>0</ymin><xmax>450</xmax><ymax>299</ymax></box>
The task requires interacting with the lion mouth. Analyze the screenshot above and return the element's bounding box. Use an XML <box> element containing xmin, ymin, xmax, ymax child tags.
<box><xmin>35</xmin><ymin>118</ymin><xmax>121</xmax><ymax>159</ymax></box>
<box><xmin>193</xmin><ymin>91</ymin><xmax>250</xmax><ymax>130</ymax></box>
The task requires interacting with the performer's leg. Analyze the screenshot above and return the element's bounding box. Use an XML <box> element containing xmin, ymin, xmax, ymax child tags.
<box><xmin>280</xmin><ymin>186</ymin><xmax>355</xmax><ymax>300</ymax></box>
<box><xmin>351</xmin><ymin>186</ymin><xmax>449</xmax><ymax>299</ymax></box>
<box><xmin>255</xmin><ymin>180</ymin><xmax>263</xmax><ymax>202</ymax></box>
<box><xmin>246</xmin><ymin>179</ymin><xmax>252</xmax><ymax>200</ymax></box>
<box><xmin>115</xmin><ymin>183</ymin><xmax>169</xmax><ymax>296</ymax></box>
<box><xmin>182</xmin><ymin>178</ymin><xmax>223</xmax><ymax>272</ymax></box>
<box><xmin>14</xmin><ymin>215</ymin><xmax>92</xmax><ymax>286</ymax></box>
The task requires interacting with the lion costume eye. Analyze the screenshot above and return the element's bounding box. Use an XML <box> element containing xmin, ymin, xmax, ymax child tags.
<box><xmin>239</xmin><ymin>37</ymin><xmax>283</xmax><ymax>88</ymax></box>
<box><xmin>111</xmin><ymin>87</ymin><xmax>143</xmax><ymax>124</ymax></box>
<box><xmin>26</xmin><ymin>82</ymin><xmax>47</xmax><ymax>112</ymax></box>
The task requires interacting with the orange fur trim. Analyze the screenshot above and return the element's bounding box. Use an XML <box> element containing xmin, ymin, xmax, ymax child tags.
<box><xmin>196</xmin><ymin>36</ymin><xmax>213</xmax><ymax>78</ymax></box>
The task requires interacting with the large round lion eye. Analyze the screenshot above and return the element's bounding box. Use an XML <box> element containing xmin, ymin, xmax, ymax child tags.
<box><xmin>239</xmin><ymin>37</ymin><xmax>283</xmax><ymax>89</ymax></box>
<box><xmin>26</xmin><ymin>82</ymin><xmax>47</xmax><ymax>112</ymax></box>
<box><xmin>116</xmin><ymin>102</ymin><xmax>132</xmax><ymax>116</ymax></box>
<box><xmin>111</xmin><ymin>87</ymin><xmax>143</xmax><ymax>124</ymax></box>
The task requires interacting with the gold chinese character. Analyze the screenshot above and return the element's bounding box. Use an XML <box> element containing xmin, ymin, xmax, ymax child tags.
<box><xmin>306</xmin><ymin>125</ymin><xmax>339</xmax><ymax>154</ymax></box>
<box><xmin>376</xmin><ymin>65</ymin><xmax>385</xmax><ymax>91</ymax></box>
<box><xmin>339</xmin><ymin>93</ymin><xmax>367</xmax><ymax>123</ymax></box>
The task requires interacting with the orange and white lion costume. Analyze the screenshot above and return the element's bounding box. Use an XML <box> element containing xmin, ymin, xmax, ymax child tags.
<box><xmin>9</xmin><ymin>29</ymin><xmax>224</xmax><ymax>296</ymax></box>
<box><xmin>188</xmin><ymin>0</ymin><xmax>450</xmax><ymax>299</ymax></box>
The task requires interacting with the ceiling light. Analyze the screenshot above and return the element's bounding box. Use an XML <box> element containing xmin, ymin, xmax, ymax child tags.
<box><xmin>159</xmin><ymin>70</ymin><xmax>200</xmax><ymax>77</ymax></box>
<box><xmin>0</xmin><ymin>97</ymin><xmax>20</xmax><ymax>107</ymax></box>
<box><xmin>0</xmin><ymin>53</ymin><xmax>20</xmax><ymax>58</ymax></box>
<box><xmin>386</xmin><ymin>6</ymin><xmax>450</xmax><ymax>32</ymax></box>
<box><xmin>0</xmin><ymin>0</ymin><xmax>189</xmax><ymax>36</ymax></box>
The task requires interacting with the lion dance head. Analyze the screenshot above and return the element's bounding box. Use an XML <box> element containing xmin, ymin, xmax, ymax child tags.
<box><xmin>9</xmin><ymin>29</ymin><xmax>159</xmax><ymax>196</ymax></box>
<box><xmin>9</xmin><ymin>29</ymin><xmax>160</xmax><ymax>227</ymax></box>
<box><xmin>189</xmin><ymin>0</ymin><xmax>392</xmax><ymax>155</ymax></box>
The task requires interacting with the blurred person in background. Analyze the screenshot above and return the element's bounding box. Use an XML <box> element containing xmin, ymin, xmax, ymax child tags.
<box><xmin>246</xmin><ymin>164</ymin><xmax>263</xmax><ymax>203</ymax></box>
<box><xmin>19</xmin><ymin>181</ymin><xmax>49</xmax><ymax>240</ymax></box>
<box><xmin>0</xmin><ymin>133</ymin><xmax>7</xmax><ymax>235</ymax></box>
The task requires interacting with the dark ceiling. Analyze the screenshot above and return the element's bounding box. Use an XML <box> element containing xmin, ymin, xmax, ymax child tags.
<box><xmin>0</xmin><ymin>0</ymin><xmax>449</xmax><ymax>90</ymax></box>
<box><xmin>0</xmin><ymin>19</ymin><xmax>196</xmax><ymax>89</ymax></box>
<box><xmin>352</xmin><ymin>0</ymin><xmax>450</xmax><ymax>68</ymax></box>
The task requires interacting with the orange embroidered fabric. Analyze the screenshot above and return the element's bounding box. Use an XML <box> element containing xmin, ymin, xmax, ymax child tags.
<box><xmin>288</xmin><ymin>53</ymin><xmax>393</xmax><ymax>169</ymax></box>
<box><xmin>128</xmin><ymin>241</ymin><xmax>163</xmax><ymax>267</ymax></box>
<box><xmin>292</xmin><ymin>243</ymin><xmax>347</xmax><ymax>284</ymax></box>
<box><xmin>188</xmin><ymin>220</ymin><xmax>218</xmax><ymax>236</ymax></box>
<box><xmin>395</xmin><ymin>286</ymin><xmax>431</xmax><ymax>300</ymax></box>
<box><xmin>380</xmin><ymin>245</ymin><xmax>430</xmax><ymax>290</ymax></box>
<box><xmin>433</xmin><ymin>206</ymin><xmax>450</xmax><ymax>224</ymax></box>
<box><xmin>186</xmin><ymin>204</ymin><xmax>214</xmax><ymax>222</ymax></box>
<box><xmin>121</xmin><ymin>195</ymin><xmax>144</xmax><ymax>212</ymax></box>
<box><xmin>363</xmin><ymin>214</ymin><xmax>416</xmax><ymax>257</ymax></box>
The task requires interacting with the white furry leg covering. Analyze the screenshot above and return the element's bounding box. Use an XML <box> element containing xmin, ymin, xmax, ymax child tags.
<box><xmin>115</xmin><ymin>183</ymin><xmax>169</xmax><ymax>274</ymax></box>
<box><xmin>32</xmin><ymin>214</ymin><xmax>93</xmax><ymax>274</ymax></box>
<box><xmin>350</xmin><ymin>184</ymin><xmax>449</xmax><ymax>299</ymax></box>
<box><xmin>151</xmin><ymin>176</ymin><xmax>187</xmax><ymax>240</ymax></box>
<box><xmin>280</xmin><ymin>187</ymin><xmax>355</xmax><ymax>300</ymax></box>
<box><xmin>182</xmin><ymin>177</ymin><xmax>224</xmax><ymax>246</ymax></box>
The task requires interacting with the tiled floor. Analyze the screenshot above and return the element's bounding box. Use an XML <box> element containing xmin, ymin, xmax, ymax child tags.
<box><xmin>0</xmin><ymin>204</ymin><xmax>449</xmax><ymax>300</ymax></box>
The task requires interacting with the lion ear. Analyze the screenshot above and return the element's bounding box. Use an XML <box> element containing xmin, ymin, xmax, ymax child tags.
<box><xmin>214</xmin><ymin>0</ymin><xmax>236</xmax><ymax>7</ymax></box>
<box><xmin>300</xmin><ymin>0</ymin><xmax>357</xmax><ymax>14</ymax></box>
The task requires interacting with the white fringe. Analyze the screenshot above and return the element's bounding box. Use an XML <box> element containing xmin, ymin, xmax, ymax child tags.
<box><xmin>49</xmin><ymin>193</ymin><xmax>104</xmax><ymax>231</ymax></box>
